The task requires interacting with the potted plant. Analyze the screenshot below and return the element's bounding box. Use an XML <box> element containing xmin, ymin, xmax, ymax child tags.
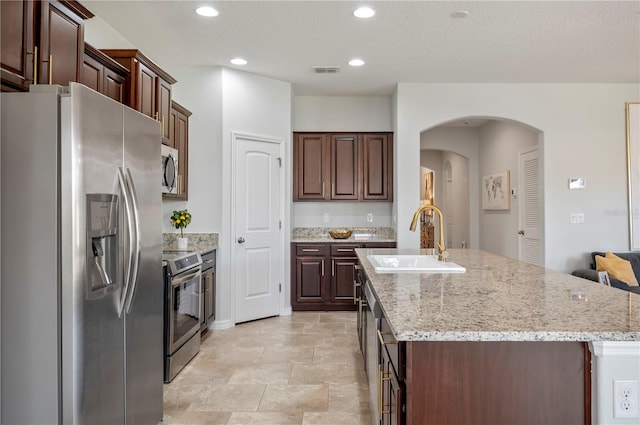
<box><xmin>170</xmin><ymin>209</ymin><xmax>192</xmax><ymax>250</ymax></box>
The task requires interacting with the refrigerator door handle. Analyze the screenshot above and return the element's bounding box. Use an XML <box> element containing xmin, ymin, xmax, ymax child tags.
<box><xmin>117</xmin><ymin>167</ymin><xmax>135</xmax><ymax>318</ymax></box>
<box><xmin>124</xmin><ymin>167</ymin><xmax>142</xmax><ymax>314</ymax></box>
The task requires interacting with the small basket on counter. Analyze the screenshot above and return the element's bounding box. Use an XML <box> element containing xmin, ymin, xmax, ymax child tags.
<box><xmin>328</xmin><ymin>229</ymin><xmax>352</xmax><ymax>239</ymax></box>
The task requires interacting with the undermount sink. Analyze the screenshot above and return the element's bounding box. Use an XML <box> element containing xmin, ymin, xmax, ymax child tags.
<box><xmin>367</xmin><ymin>254</ymin><xmax>466</xmax><ymax>273</ymax></box>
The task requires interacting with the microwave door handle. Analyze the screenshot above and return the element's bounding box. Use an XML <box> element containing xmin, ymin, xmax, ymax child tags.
<box><xmin>117</xmin><ymin>167</ymin><xmax>134</xmax><ymax>318</ymax></box>
<box><xmin>124</xmin><ymin>168</ymin><xmax>141</xmax><ymax>314</ymax></box>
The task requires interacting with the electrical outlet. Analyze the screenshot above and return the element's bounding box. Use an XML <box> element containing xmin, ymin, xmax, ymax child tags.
<box><xmin>367</xmin><ymin>213</ymin><xmax>373</xmax><ymax>223</ymax></box>
<box><xmin>614</xmin><ymin>380</ymin><xmax>639</xmax><ymax>419</ymax></box>
<box><xmin>323</xmin><ymin>213</ymin><xmax>330</xmax><ymax>223</ymax></box>
<box><xmin>570</xmin><ymin>213</ymin><xmax>585</xmax><ymax>224</ymax></box>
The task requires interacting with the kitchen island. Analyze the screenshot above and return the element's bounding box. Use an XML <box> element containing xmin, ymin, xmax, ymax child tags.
<box><xmin>356</xmin><ymin>248</ymin><xmax>640</xmax><ymax>425</ymax></box>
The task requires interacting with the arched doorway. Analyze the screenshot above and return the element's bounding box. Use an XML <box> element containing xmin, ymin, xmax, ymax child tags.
<box><xmin>419</xmin><ymin>117</ymin><xmax>544</xmax><ymax>265</ymax></box>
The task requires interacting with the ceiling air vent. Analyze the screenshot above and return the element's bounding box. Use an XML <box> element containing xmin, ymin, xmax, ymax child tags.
<box><xmin>313</xmin><ymin>66</ymin><xmax>341</xmax><ymax>74</ymax></box>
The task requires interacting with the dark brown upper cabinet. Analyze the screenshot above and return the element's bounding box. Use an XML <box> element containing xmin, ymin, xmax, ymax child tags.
<box><xmin>361</xmin><ymin>133</ymin><xmax>393</xmax><ymax>200</ymax></box>
<box><xmin>293</xmin><ymin>132</ymin><xmax>393</xmax><ymax>202</ymax></box>
<box><xmin>164</xmin><ymin>101</ymin><xmax>191</xmax><ymax>200</ymax></box>
<box><xmin>1</xmin><ymin>1</ymin><xmax>93</xmax><ymax>92</ymax></box>
<box><xmin>100</xmin><ymin>49</ymin><xmax>177</xmax><ymax>144</ymax></box>
<box><xmin>81</xmin><ymin>43</ymin><xmax>128</xmax><ymax>103</ymax></box>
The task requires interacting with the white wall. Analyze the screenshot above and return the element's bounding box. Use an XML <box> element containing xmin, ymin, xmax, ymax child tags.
<box><xmin>294</xmin><ymin>96</ymin><xmax>392</xmax><ymax>131</ymax></box>
<box><xmin>396</xmin><ymin>83</ymin><xmax>638</xmax><ymax>272</ymax></box>
<box><xmin>162</xmin><ymin>67</ymin><xmax>223</xmax><ymax>233</ymax></box>
<box><xmin>478</xmin><ymin>121</ymin><xmax>538</xmax><ymax>259</ymax></box>
<box><xmin>293</xmin><ymin>96</ymin><xmax>394</xmax><ymax>227</ymax></box>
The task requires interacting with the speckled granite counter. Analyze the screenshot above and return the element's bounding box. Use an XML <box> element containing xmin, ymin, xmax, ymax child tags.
<box><xmin>356</xmin><ymin>248</ymin><xmax>640</xmax><ymax>342</ymax></box>
<box><xmin>163</xmin><ymin>233</ymin><xmax>218</xmax><ymax>253</ymax></box>
<box><xmin>292</xmin><ymin>227</ymin><xmax>396</xmax><ymax>243</ymax></box>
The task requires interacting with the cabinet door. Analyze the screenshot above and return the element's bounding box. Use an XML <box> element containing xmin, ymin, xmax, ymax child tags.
<box><xmin>168</xmin><ymin>107</ymin><xmax>177</xmax><ymax>148</ymax></box>
<box><xmin>331</xmin><ymin>134</ymin><xmax>358</xmax><ymax>200</ymax></box>
<box><xmin>330</xmin><ymin>257</ymin><xmax>358</xmax><ymax>303</ymax></box>
<box><xmin>103</xmin><ymin>67</ymin><xmax>125</xmax><ymax>103</ymax></box>
<box><xmin>294</xmin><ymin>133</ymin><xmax>330</xmax><ymax>200</ymax></box>
<box><xmin>1</xmin><ymin>0</ymin><xmax>34</xmax><ymax>91</ymax></box>
<box><xmin>362</xmin><ymin>133</ymin><xmax>392</xmax><ymax>200</ymax></box>
<box><xmin>295</xmin><ymin>257</ymin><xmax>325</xmax><ymax>303</ymax></box>
<box><xmin>81</xmin><ymin>51</ymin><xmax>102</xmax><ymax>93</ymax></box>
<box><xmin>39</xmin><ymin>1</ymin><xmax>84</xmax><ymax>86</ymax></box>
<box><xmin>136</xmin><ymin>61</ymin><xmax>156</xmax><ymax>118</ymax></box>
<box><xmin>174</xmin><ymin>108</ymin><xmax>189</xmax><ymax>198</ymax></box>
<box><xmin>156</xmin><ymin>77</ymin><xmax>172</xmax><ymax>142</ymax></box>
<box><xmin>381</xmin><ymin>347</ymin><xmax>404</xmax><ymax>425</ymax></box>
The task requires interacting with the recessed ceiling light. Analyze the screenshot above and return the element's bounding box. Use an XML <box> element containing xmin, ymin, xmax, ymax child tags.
<box><xmin>349</xmin><ymin>59</ymin><xmax>365</xmax><ymax>67</ymax></box>
<box><xmin>196</xmin><ymin>6</ymin><xmax>219</xmax><ymax>17</ymax></box>
<box><xmin>230</xmin><ymin>58</ymin><xmax>247</xmax><ymax>65</ymax></box>
<box><xmin>353</xmin><ymin>7</ymin><xmax>375</xmax><ymax>19</ymax></box>
<box><xmin>450</xmin><ymin>10</ymin><xmax>469</xmax><ymax>19</ymax></box>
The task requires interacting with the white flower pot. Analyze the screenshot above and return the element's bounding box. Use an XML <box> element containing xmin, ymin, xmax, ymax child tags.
<box><xmin>176</xmin><ymin>237</ymin><xmax>188</xmax><ymax>250</ymax></box>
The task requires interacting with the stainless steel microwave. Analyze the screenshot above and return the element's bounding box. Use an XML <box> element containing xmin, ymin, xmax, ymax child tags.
<box><xmin>161</xmin><ymin>144</ymin><xmax>179</xmax><ymax>194</ymax></box>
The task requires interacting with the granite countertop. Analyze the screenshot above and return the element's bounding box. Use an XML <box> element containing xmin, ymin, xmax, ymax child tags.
<box><xmin>356</xmin><ymin>248</ymin><xmax>640</xmax><ymax>342</ymax></box>
<box><xmin>163</xmin><ymin>233</ymin><xmax>218</xmax><ymax>254</ymax></box>
<box><xmin>291</xmin><ymin>227</ymin><xmax>396</xmax><ymax>243</ymax></box>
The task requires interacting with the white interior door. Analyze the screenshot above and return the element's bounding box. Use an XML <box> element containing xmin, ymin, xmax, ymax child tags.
<box><xmin>518</xmin><ymin>148</ymin><xmax>544</xmax><ymax>265</ymax></box>
<box><xmin>233</xmin><ymin>134</ymin><xmax>282</xmax><ymax>323</ymax></box>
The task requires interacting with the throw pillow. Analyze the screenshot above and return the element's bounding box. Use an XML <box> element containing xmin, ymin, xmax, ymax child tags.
<box><xmin>595</xmin><ymin>253</ymin><xmax>639</xmax><ymax>286</ymax></box>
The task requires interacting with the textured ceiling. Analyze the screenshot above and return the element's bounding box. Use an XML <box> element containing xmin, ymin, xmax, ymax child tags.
<box><xmin>85</xmin><ymin>0</ymin><xmax>640</xmax><ymax>95</ymax></box>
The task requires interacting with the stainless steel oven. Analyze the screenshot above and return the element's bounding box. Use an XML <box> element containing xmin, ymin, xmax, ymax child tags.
<box><xmin>163</xmin><ymin>251</ymin><xmax>202</xmax><ymax>382</ymax></box>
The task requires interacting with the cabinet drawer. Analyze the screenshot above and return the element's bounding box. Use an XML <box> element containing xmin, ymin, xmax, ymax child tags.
<box><xmin>364</xmin><ymin>242</ymin><xmax>396</xmax><ymax>249</ymax></box>
<box><xmin>201</xmin><ymin>249</ymin><xmax>216</xmax><ymax>271</ymax></box>
<box><xmin>330</xmin><ymin>244</ymin><xmax>361</xmax><ymax>256</ymax></box>
<box><xmin>295</xmin><ymin>244</ymin><xmax>327</xmax><ymax>256</ymax></box>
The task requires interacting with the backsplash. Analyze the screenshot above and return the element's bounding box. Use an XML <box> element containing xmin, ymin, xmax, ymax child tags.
<box><xmin>163</xmin><ymin>233</ymin><xmax>219</xmax><ymax>251</ymax></box>
<box><xmin>292</xmin><ymin>227</ymin><xmax>395</xmax><ymax>239</ymax></box>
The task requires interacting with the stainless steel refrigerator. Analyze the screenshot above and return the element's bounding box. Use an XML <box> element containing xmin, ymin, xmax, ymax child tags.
<box><xmin>1</xmin><ymin>83</ymin><xmax>163</xmax><ymax>424</ymax></box>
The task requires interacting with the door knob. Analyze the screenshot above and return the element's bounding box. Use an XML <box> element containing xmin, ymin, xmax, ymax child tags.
<box><xmin>237</xmin><ymin>237</ymin><xmax>245</xmax><ymax>244</ymax></box>
<box><xmin>517</xmin><ymin>230</ymin><xmax>525</xmax><ymax>235</ymax></box>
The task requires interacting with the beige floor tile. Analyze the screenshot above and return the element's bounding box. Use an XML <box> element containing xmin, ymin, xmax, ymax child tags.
<box><xmin>319</xmin><ymin>311</ymin><xmax>357</xmax><ymax>322</ymax></box>
<box><xmin>169</xmin><ymin>359</ymin><xmax>235</xmax><ymax>385</ymax></box>
<box><xmin>289</xmin><ymin>362</ymin><xmax>353</xmax><ymax>385</ymax></box>
<box><xmin>328</xmin><ymin>383</ymin><xmax>370</xmax><ymax>415</ymax></box>
<box><xmin>188</xmin><ymin>384</ymin><xmax>266</xmax><ymax>412</ymax></box>
<box><xmin>201</xmin><ymin>346</ymin><xmax>265</xmax><ymax>365</ymax></box>
<box><xmin>164</xmin><ymin>313</ymin><xmax>372</xmax><ymax>422</ymax></box>
<box><xmin>284</xmin><ymin>312</ymin><xmax>321</xmax><ymax>323</ymax></box>
<box><xmin>258</xmin><ymin>384</ymin><xmax>329</xmax><ymax>412</ymax></box>
<box><xmin>284</xmin><ymin>333</ymin><xmax>335</xmax><ymax>347</ymax></box>
<box><xmin>227</xmin><ymin>411</ymin><xmax>304</xmax><ymax>424</ymax></box>
<box><xmin>163</xmin><ymin>410</ymin><xmax>231</xmax><ymax>425</ymax></box>
<box><xmin>302</xmin><ymin>411</ymin><xmax>372</xmax><ymax>425</ymax></box>
<box><xmin>304</xmin><ymin>321</ymin><xmax>348</xmax><ymax>334</ymax></box>
<box><xmin>260</xmin><ymin>346</ymin><xmax>315</xmax><ymax>363</ymax></box>
<box><xmin>313</xmin><ymin>346</ymin><xmax>362</xmax><ymax>364</ymax></box>
<box><xmin>227</xmin><ymin>362</ymin><xmax>292</xmax><ymax>384</ymax></box>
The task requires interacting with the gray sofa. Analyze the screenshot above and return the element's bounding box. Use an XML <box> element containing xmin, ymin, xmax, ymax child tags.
<box><xmin>572</xmin><ymin>251</ymin><xmax>640</xmax><ymax>294</ymax></box>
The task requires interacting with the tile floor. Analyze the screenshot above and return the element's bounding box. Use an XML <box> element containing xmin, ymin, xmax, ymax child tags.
<box><xmin>163</xmin><ymin>311</ymin><xmax>371</xmax><ymax>425</ymax></box>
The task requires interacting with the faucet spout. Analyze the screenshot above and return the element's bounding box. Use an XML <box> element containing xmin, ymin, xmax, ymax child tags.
<box><xmin>409</xmin><ymin>204</ymin><xmax>449</xmax><ymax>261</ymax></box>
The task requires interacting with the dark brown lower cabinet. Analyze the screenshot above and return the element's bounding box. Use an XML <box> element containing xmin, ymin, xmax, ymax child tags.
<box><xmin>372</xmin><ymin>336</ymin><xmax>590</xmax><ymax>424</ymax></box>
<box><xmin>292</xmin><ymin>242</ymin><xmax>395</xmax><ymax>311</ymax></box>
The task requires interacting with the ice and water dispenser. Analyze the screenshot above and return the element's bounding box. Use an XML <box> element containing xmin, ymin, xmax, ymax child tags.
<box><xmin>86</xmin><ymin>194</ymin><xmax>119</xmax><ymax>299</ymax></box>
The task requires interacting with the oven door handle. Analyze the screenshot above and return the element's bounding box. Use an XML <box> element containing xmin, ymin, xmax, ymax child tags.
<box><xmin>171</xmin><ymin>267</ymin><xmax>202</xmax><ymax>286</ymax></box>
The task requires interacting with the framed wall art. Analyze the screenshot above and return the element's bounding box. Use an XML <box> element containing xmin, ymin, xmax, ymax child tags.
<box><xmin>627</xmin><ymin>102</ymin><xmax>640</xmax><ymax>249</ymax></box>
<box><xmin>482</xmin><ymin>170</ymin><xmax>510</xmax><ymax>210</ymax></box>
